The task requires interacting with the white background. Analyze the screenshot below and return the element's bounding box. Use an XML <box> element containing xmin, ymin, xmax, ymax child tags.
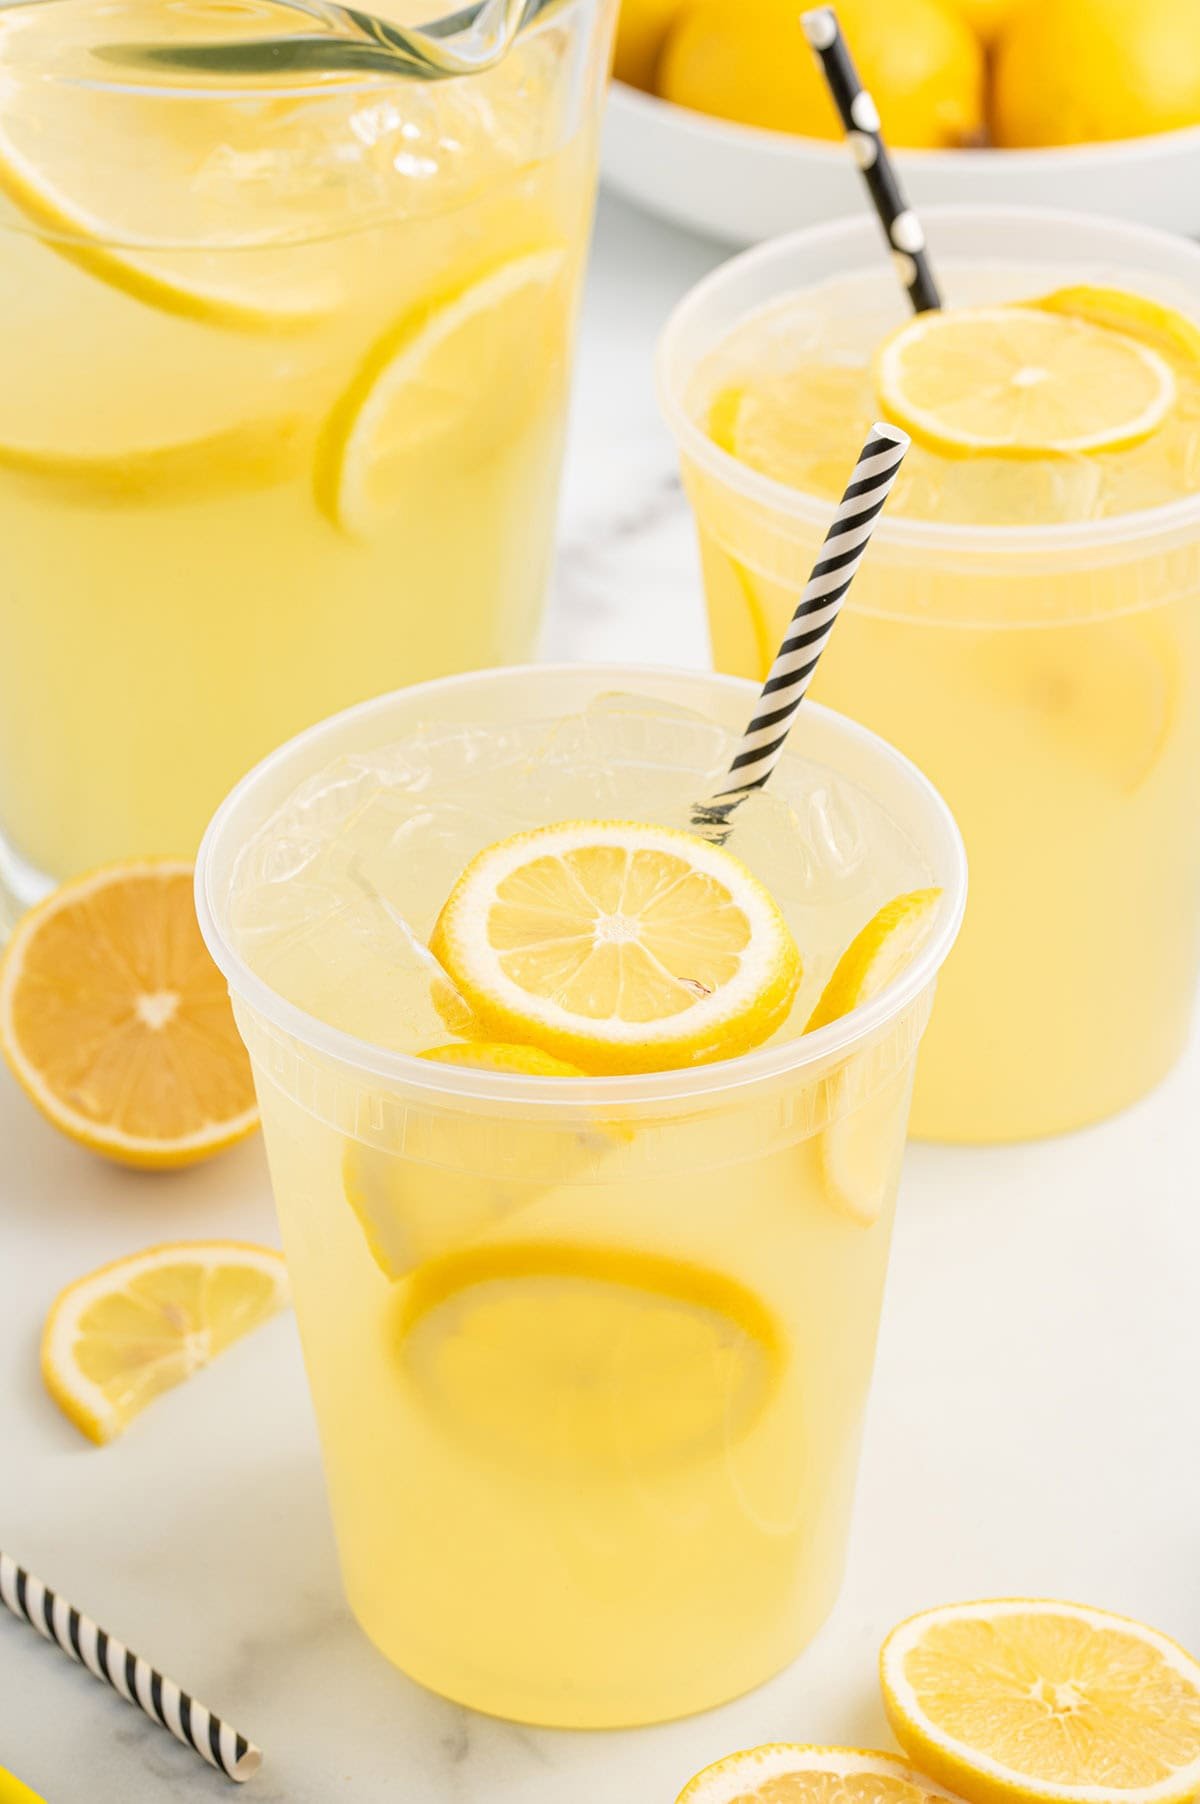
<box><xmin>2</xmin><ymin>193</ymin><xmax>1198</xmax><ymax>1802</ymax></box>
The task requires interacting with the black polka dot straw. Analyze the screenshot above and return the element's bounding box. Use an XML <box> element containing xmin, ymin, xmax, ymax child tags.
<box><xmin>694</xmin><ymin>422</ymin><xmax>910</xmax><ymax>839</ymax></box>
<box><xmin>801</xmin><ymin>7</ymin><xmax>942</xmax><ymax>314</ymax></box>
<box><xmin>0</xmin><ymin>1550</ymin><xmax>262</xmax><ymax>1784</ymax></box>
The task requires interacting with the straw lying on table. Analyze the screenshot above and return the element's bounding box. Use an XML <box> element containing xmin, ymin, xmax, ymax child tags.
<box><xmin>801</xmin><ymin>7</ymin><xmax>942</xmax><ymax>314</ymax></box>
<box><xmin>0</xmin><ymin>1550</ymin><xmax>261</xmax><ymax>1785</ymax></box>
<box><xmin>694</xmin><ymin>421</ymin><xmax>909</xmax><ymax>838</ymax></box>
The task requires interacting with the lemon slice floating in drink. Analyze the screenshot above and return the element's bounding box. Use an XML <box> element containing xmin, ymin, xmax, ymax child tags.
<box><xmin>874</xmin><ymin>306</ymin><xmax>1176</xmax><ymax>457</ymax></box>
<box><xmin>881</xmin><ymin>1599</ymin><xmax>1200</xmax><ymax>1804</ymax></box>
<box><xmin>343</xmin><ymin>1041</ymin><xmax>590</xmax><ymax>1280</ymax></box>
<box><xmin>42</xmin><ymin>1242</ymin><xmax>289</xmax><ymax>1444</ymax></box>
<box><xmin>676</xmin><ymin>1744</ymin><xmax>960</xmax><ymax>1804</ymax></box>
<box><xmin>316</xmin><ymin>247</ymin><xmax>568</xmax><ymax>538</ymax></box>
<box><xmin>808</xmin><ymin>889</ymin><xmax>943</xmax><ymax>1225</ymax></box>
<box><xmin>429</xmin><ymin>820</ymin><xmax>802</xmax><ymax>1075</ymax></box>
<box><xmin>0</xmin><ymin>0</ymin><xmax>342</xmax><ymax>329</ymax></box>
<box><xmin>397</xmin><ymin>1242</ymin><xmax>782</xmax><ymax>1476</ymax></box>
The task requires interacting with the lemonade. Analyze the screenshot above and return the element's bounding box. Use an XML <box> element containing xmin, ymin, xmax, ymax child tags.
<box><xmin>0</xmin><ymin>0</ymin><xmax>613</xmax><ymax>912</ymax></box>
<box><xmin>661</xmin><ymin>209</ymin><xmax>1200</xmax><ymax>1142</ymax></box>
<box><xmin>196</xmin><ymin>663</ymin><xmax>965</xmax><ymax>1726</ymax></box>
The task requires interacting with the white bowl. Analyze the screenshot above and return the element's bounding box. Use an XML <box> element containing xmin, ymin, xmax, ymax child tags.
<box><xmin>602</xmin><ymin>79</ymin><xmax>1200</xmax><ymax>246</ymax></box>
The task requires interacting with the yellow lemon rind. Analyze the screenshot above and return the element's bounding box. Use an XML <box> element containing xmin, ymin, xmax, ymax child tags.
<box><xmin>676</xmin><ymin>1743</ymin><xmax>963</xmax><ymax>1804</ymax></box>
<box><xmin>880</xmin><ymin>1598</ymin><xmax>1200</xmax><ymax>1804</ymax></box>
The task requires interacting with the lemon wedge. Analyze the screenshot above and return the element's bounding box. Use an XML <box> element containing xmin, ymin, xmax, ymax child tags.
<box><xmin>42</xmin><ymin>1242</ymin><xmax>289</xmax><ymax>1444</ymax></box>
<box><xmin>343</xmin><ymin>1041</ymin><xmax>590</xmax><ymax>1280</ymax></box>
<box><xmin>429</xmin><ymin>821</ymin><xmax>802</xmax><ymax>1075</ymax></box>
<box><xmin>881</xmin><ymin>1599</ymin><xmax>1200</xmax><ymax>1804</ymax></box>
<box><xmin>316</xmin><ymin>247</ymin><xmax>567</xmax><ymax>538</ymax></box>
<box><xmin>676</xmin><ymin>1744</ymin><xmax>961</xmax><ymax>1804</ymax></box>
<box><xmin>874</xmin><ymin>306</ymin><xmax>1176</xmax><ymax>457</ymax></box>
<box><xmin>807</xmin><ymin>889</ymin><xmax>942</xmax><ymax>1226</ymax></box>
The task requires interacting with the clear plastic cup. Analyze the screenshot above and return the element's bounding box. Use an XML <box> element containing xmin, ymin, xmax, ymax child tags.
<box><xmin>196</xmin><ymin>662</ymin><xmax>965</xmax><ymax>1728</ymax></box>
<box><xmin>659</xmin><ymin>207</ymin><xmax>1200</xmax><ymax>1143</ymax></box>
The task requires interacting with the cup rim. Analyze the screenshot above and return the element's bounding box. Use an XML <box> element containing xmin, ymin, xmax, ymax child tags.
<box><xmin>656</xmin><ymin>203</ymin><xmax>1200</xmax><ymax>558</ymax></box>
<box><xmin>195</xmin><ymin>661</ymin><xmax>968</xmax><ymax>1108</ymax></box>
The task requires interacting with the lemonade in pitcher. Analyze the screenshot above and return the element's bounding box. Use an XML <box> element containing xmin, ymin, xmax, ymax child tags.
<box><xmin>0</xmin><ymin>0</ymin><xmax>612</xmax><ymax>908</ymax></box>
<box><xmin>662</xmin><ymin>210</ymin><xmax>1200</xmax><ymax>1142</ymax></box>
<box><xmin>197</xmin><ymin>663</ymin><xmax>965</xmax><ymax>1726</ymax></box>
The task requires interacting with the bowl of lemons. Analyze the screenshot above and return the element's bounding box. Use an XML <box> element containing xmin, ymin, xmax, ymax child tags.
<box><xmin>602</xmin><ymin>0</ymin><xmax>1200</xmax><ymax>244</ymax></box>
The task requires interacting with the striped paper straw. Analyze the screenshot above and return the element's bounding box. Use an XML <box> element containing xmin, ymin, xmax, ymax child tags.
<box><xmin>0</xmin><ymin>1550</ymin><xmax>261</xmax><ymax>1784</ymax></box>
<box><xmin>694</xmin><ymin>422</ymin><xmax>909</xmax><ymax>835</ymax></box>
<box><xmin>801</xmin><ymin>7</ymin><xmax>942</xmax><ymax>314</ymax></box>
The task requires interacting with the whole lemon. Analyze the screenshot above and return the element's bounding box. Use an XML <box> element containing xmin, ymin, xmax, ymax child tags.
<box><xmin>943</xmin><ymin>0</ymin><xmax>1027</xmax><ymax>44</ymax></box>
<box><xmin>658</xmin><ymin>0</ymin><xmax>984</xmax><ymax>149</ymax></box>
<box><xmin>613</xmin><ymin>0</ymin><xmax>689</xmax><ymax>89</ymax></box>
<box><xmin>993</xmin><ymin>0</ymin><xmax>1200</xmax><ymax>146</ymax></box>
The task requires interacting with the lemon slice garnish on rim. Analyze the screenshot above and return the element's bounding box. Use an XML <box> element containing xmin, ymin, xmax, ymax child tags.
<box><xmin>316</xmin><ymin>247</ymin><xmax>568</xmax><ymax>538</ymax></box>
<box><xmin>874</xmin><ymin>306</ymin><xmax>1176</xmax><ymax>458</ymax></box>
<box><xmin>429</xmin><ymin>820</ymin><xmax>802</xmax><ymax>1076</ymax></box>
<box><xmin>42</xmin><ymin>1241</ymin><xmax>289</xmax><ymax>1444</ymax></box>
<box><xmin>676</xmin><ymin>1744</ymin><xmax>961</xmax><ymax>1804</ymax></box>
<box><xmin>880</xmin><ymin>1599</ymin><xmax>1200</xmax><ymax>1804</ymax></box>
<box><xmin>807</xmin><ymin>889</ymin><xmax>942</xmax><ymax>1227</ymax></box>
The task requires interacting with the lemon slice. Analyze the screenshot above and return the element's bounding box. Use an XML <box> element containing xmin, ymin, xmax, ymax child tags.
<box><xmin>881</xmin><ymin>1599</ymin><xmax>1200</xmax><ymax>1804</ymax></box>
<box><xmin>1031</xmin><ymin>286</ymin><xmax>1200</xmax><ymax>365</ymax></box>
<box><xmin>874</xmin><ymin>307</ymin><xmax>1176</xmax><ymax>457</ymax></box>
<box><xmin>807</xmin><ymin>889</ymin><xmax>942</xmax><ymax>1226</ymax></box>
<box><xmin>429</xmin><ymin>821</ymin><xmax>802</xmax><ymax>1076</ymax></box>
<box><xmin>0</xmin><ymin>0</ymin><xmax>341</xmax><ymax>330</ymax></box>
<box><xmin>398</xmin><ymin>1242</ymin><xmax>782</xmax><ymax>1476</ymax></box>
<box><xmin>343</xmin><ymin>1041</ymin><xmax>589</xmax><ymax>1279</ymax></box>
<box><xmin>0</xmin><ymin>417</ymin><xmax>306</xmax><ymax>506</ymax></box>
<box><xmin>676</xmin><ymin>1744</ymin><xmax>961</xmax><ymax>1804</ymax></box>
<box><xmin>807</xmin><ymin>889</ymin><xmax>944</xmax><ymax>1035</ymax></box>
<box><xmin>0</xmin><ymin>861</ymin><xmax>259</xmax><ymax>1168</ymax></box>
<box><xmin>42</xmin><ymin>1242</ymin><xmax>289</xmax><ymax>1444</ymax></box>
<box><xmin>316</xmin><ymin>247</ymin><xmax>568</xmax><ymax>538</ymax></box>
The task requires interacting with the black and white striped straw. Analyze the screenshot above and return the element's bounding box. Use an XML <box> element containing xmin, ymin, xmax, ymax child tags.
<box><xmin>694</xmin><ymin>422</ymin><xmax>909</xmax><ymax>836</ymax></box>
<box><xmin>801</xmin><ymin>7</ymin><xmax>942</xmax><ymax>314</ymax></box>
<box><xmin>0</xmin><ymin>1550</ymin><xmax>261</xmax><ymax>1784</ymax></box>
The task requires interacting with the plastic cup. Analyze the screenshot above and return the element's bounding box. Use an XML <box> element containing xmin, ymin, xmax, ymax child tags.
<box><xmin>659</xmin><ymin>207</ymin><xmax>1200</xmax><ymax>1143</ymax></box>
<box><xmin>196</xmin><ymin>662</ymin><xmax>965</xmax><ymax>1728</ymax></box>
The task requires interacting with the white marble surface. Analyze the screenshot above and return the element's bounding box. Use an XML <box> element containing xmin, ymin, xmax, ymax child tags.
<box><xmin>3</xmin><ymin>192</ymin><xmax>1200</xmax><ymax>1803</ymax></box>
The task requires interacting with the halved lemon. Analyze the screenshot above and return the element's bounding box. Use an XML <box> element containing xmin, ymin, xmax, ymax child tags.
<box><xmin>316</xmin><ymin>247</ymin><xmax>568</xmax><ymax>538</ymax></box>
<box><xmin>807</xmin><ymin>889</ymin><xmax>942</xmax><ymax>1225</ymax></box>
<box><xmin>42</xmin><ymin>1241</ymin><xmax>289</xmax><ymax>1444</ymax></box>
<box><xmin>881</xmin><ymin>1599</ymin><xmax>1200</xmax><ymax>1804</ymax></box>
<box><xmin>676</xmin><ymin>1744</ymin><xmax>962</xmax><ymax>1804</ymax></box>
<box><xmin>1031</xmin><ymin>287</ymin><xmax>1200</xmax><ymax>366</ymax></box>
<box><xmin>0</xmin><ymin>861</ymin><xmax>259</xmax><ymax>1168</ymax></box>
<box><xmin>874</xmin><ymin>307</ymin><xmax>1176</xmax><ymax>457</ymax></box>
<box><xmin>429</xmin><ymin>821</ymin><xmax>802</xmax><ymax>1075</ymax></box>
<box><xmin>343</xmin><ymin>1040</ymin><xmax>590</xmax><ymax>1279</ymax></box>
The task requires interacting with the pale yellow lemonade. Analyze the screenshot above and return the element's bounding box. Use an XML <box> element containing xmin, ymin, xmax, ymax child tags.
<box><xmin>207</xmin><ymin>672</ymin><xmax>963</xmax><ymax>1726</ymax></box>
<box><xmin>678</xmin><ymin>257</ymin><xmax>1200</xmax><ymax>1141</ymax></box>
<box><xmin>0</xmin><ymin>0</ymin><xmax>610</xmax><ymax>896</ymax></box>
